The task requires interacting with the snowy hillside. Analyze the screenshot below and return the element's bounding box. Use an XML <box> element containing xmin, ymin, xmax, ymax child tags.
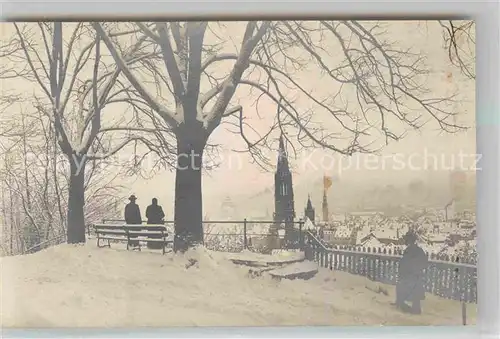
<box><xmin>1</xmin><ymin>243</ymin><xmax>476</xmax><ymax>327</ymax></box>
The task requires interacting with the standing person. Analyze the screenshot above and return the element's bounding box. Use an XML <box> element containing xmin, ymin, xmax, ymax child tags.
<box><xmin>394</xmin><ymin>230</ymin><xmax>429</xmax><ymax>314</ymax></box>
<box><xmin>146</xmin><ymin>198</ymin><xmax>165</xmax><ymax>224</ymax></box>
<box><xmin>125</xmin><ymin>195</ymin><xmax>142</xmax><ymax>246</ymax></box>
<box><xmin>145</xmin><ymin>198</ymin><xmax>165</xmax><ymax>249</ymax></box>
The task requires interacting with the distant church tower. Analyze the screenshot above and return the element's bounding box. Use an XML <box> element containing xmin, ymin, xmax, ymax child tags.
<box><xmin>322</xmin><ymin>190</ymin><xmax>329</xmax><ymax>222</ymax></box>
<box><xmin>274</xmin><ymin>135</ymin><xmax>295</xmax><ymax>231</ymax></box>
<box><xmin>304</xmin><ymin>195</ymin><xmax>315</xmax><ymax>222</ymax></box>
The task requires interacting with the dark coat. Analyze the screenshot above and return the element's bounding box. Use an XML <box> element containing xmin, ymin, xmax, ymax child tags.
<box><xmin>397</xmin><ymin>244</ymin><xmax>429</xmax><ymax>302</ymax></box>
<box><xmin>125</xmin><ymin>202</ymin><xmax>142</xmax><ymax>224</ymax></box>
<box><xmin>146</xmin><ymin>204</ymin><xmax>165</xmax><ymax>224</ymax></box>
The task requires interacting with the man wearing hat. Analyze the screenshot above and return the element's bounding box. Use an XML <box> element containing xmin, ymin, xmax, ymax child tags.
<box><xmin>125</xmin><ymin>194</ymin><xmax>142</xmax><ymax>246</ymax></box>
<box><xmin>394</xmin><ymin>230</ymin><xmax>429</xmax><ymax>314</ymax></box>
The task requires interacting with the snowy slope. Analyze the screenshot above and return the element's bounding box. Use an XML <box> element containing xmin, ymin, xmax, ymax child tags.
<box><xmin>1</xmin><ymin>243</ymin><xmax>476</xmax><ymax>327</ymax></box>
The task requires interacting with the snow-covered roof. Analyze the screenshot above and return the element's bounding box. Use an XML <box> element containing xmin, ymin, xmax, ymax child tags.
<box><xmin>427</xmin><ymin>234</ymin><xmax>447</xmax><ymax>243</ymax></box>
<box><xmin>373</xmin><ymin>228</ymin><xmax>399</xmax><ymax>240</ymax></box>
<box><xmin>355</xmin><ymin>228</ymin><xmax>372</xmax><ymax>244</ymax></box>
<box><xmin>302</xmin><ymin>217</ymin><xmax>316</xmax><ymax>231</ymax></box>
<box><xmin>334</xmin><ymin>227</ymin><xmax>351</xmax><ymax>238</ymax></box>
<box><xmin>362</xmin><ymin>237</ymin><xmax>382</xmax><ymax>248</ymax></box>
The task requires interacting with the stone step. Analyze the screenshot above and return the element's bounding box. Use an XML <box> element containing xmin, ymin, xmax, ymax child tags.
<box><xmin>268</xmin><ymin>260</ymin><xmax>319</xmax><ymax>280</ymax></box>
<box><xmin>228</xmin><ymin>251</ymin><xmax>305</xmax><ymax>267</ymax></box>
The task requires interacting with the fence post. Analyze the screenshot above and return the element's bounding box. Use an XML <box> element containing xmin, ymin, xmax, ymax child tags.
<box><xmin>460</xmin><ymin>265</ymin><xmax>467</xmax><ymax>325</ymax></box>
<box><xmin>299</xmin><ymin>219</ymin><xmax>304</xmax><ymax>250</ymax></box>
<box><xmin>243</xmin><ymin>218</ymin><xmax>248</xmax><ymax>250</ymax></box>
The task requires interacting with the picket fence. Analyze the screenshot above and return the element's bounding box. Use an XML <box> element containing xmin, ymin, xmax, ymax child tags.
<box><xmin>304</xmin><ymin>232</ymin><xmax>477</xmax><ymax>303</ymax></box>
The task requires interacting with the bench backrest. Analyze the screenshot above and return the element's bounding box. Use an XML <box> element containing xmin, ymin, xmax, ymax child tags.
<box><xmin>93</xmin><ymin>224</ymin><xmax>167</xmax><ymax>233</ymax></box>
<box><xmin>124</xmin><ymin>225</ymin><xmax>167</xmax><ymax>232</ymax></box>
<box><xmin>94</xmin><ymin>224</ymin><xmax>125</xmax><ymax>230</ymax></box>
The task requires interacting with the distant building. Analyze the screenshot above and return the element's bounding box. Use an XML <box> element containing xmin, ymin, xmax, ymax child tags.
<box><xmin>359</xmin><ymin>233</ymin><xmax>383</xmax><ymax>248</ymax></box>
<box><xmin>459</xmin><ymin>220</ymin><xmax>475</xmax><ymax>229</ymax></box>
<box><xmin>302</xmin><ymin>217</ymin><xmax>317</xmax><ymax>231</ymax></box>
<box><xmin>372</xmin><ymin>228</ymin><xmax>402</xmax><ymax>245</ymax></box>
<box><xmin>330</xmin><ymin>214</ymin><xmax>346</xmax><ymax>224</ymax></box>
<box><xmin>425</xmin><ymin>233</ymin><xmax>448</xmax><ymax>245</ymax></box>
<box><xmin>323</xmin><ymin>225</ymin><xmax>356</xmax><ymax>245</ymax></box>
<box><xmin>304</xmin><ymin>195</ymin><xmax>315</xmax><ymax>223</ymax></box>
<box><xmin>355</xmin><ymin>225</ymin><xmax>372</xmax><ymax>245</ymax></box>
<box><xmin>322</xmin><ymin>190</ymin><xmax>329</xmax><ymax>222</ymax></box>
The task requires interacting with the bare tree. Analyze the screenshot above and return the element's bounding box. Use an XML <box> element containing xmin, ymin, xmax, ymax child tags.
<box><xmin>0</xmin><ymin>148</ymin><xmax>24</xmax><ymax>254</ymax></box>
<box><xmin>0</xmin><ymin>98</ymin><xmax>130</xmax><ymax>255</ymax></box>
<box><xmin>93</xmin><ymin>21</ymin><xmax>464</xmax><ymax>252</ymax></box>
<box><xmin>1</xmin><ymin>22</ymin><xmax>174</xmax><ymax>243</ymax></box>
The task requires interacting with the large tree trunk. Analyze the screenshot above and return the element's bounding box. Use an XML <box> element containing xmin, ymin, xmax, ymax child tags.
<box><xmin>67</xmin><ymin>156</ymin><xmax>86</xmax><ymax>244</ymax></box>
<box><xmin>173</xmin><ymin>123</ymin><xmax>207</xmax><ymax>253</ymax></box>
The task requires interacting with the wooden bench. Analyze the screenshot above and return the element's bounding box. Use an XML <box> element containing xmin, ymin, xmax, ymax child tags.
<box><xmin>93</xmin><ymin>224</ymin><xmax>172</xmax><ymax>255</ymax></box>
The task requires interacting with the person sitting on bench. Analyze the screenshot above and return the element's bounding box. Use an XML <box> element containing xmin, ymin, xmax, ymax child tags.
<box><xmin>124</xmin><ymin>194</ymin><xmax>142</xmax><ymax>246</ymax></box>
<box><xmin>145</xmin><ymin>198</ymin><xmax>165</xmax><ymax>249</ymax></box>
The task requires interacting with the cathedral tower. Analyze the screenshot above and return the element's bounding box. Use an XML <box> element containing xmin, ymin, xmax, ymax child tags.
<box><xmin>274</xmin><ymin>135</ymin><xmax>295</xmax><ymax>228</ymax></box>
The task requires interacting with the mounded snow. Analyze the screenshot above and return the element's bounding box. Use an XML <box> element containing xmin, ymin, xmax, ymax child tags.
<box><xmin>1</xmin><ymin>242</ymin><xmax>476</xmax><ymax>327</ymax></box>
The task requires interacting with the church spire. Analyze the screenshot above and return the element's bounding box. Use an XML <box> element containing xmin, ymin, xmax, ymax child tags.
<box><xmin>277</xmin><ymin>134</ymin><xmax>288</xmax><ymax>168</ymax></box>
<box><xmin>305</xmin><ymin>194</ymin><xmax>315</xmax><ymax>222</ymax></box>
<box><xmin>279</xmin><ymin>134</ymin><xmax>285</xmax><ymax>152</ymax></box>
<box><xmin>306</xmin><ymin>194</ymin><xmax>313</xmax><ymax>209</ymax></box>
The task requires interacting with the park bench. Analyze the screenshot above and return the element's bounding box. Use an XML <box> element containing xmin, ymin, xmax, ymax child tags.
<box><xmin>93</xmin><ymin>224</ymin><xmax>172</xmax><ymax>255</ymax></box>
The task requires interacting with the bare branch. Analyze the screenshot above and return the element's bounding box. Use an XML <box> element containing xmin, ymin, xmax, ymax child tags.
<box><xmin>205</xmin><ymin>22</ymin><xmax>271</xmax><ymax>128</ymax></box>
<box><xmin>438</xmin><ymin>20</ymin><xmax>475</xmax><ymax>80</ymax></box>
<box><xmin>92</xmin><ymin>22</ymin><xmax>180</xmax><ymax>128</ymax></box>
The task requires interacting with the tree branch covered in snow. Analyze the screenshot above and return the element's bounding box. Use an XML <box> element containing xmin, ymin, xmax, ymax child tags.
<box><xmin>0</xmin><ymin>22</ymin><xmax>169</xmax><ymax>245</ymax></box>
<box><xmin>95</xmin><ymin>21</ymin><xmax>466</xmax><ymax>172</ymax></box>
<box><xmin>2</xmin><ymin>22</ymin><xmax>173</xmax><ymax>162</ymax></box>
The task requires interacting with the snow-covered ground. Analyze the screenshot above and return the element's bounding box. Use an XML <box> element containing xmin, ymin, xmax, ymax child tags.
<box><xmin>0</xmin><ymin>242</ymin><xmax>476</xmax><ymax>327</ymax></box>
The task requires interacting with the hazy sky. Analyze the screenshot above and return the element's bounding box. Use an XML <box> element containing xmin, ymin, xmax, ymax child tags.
<box><xmin>0</xmin><ymin>21</ymin><xmax>476</xmax><ymax>217</ymax></box>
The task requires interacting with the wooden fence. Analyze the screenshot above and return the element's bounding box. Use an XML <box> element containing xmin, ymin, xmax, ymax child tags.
<box><xmin>304</xmin><ymin>232</ymin><xmax>477</xmax><ymax>304</ymax></box>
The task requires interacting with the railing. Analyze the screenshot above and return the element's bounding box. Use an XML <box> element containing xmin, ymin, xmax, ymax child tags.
<box><xmin>95</xmin><ymin>219</ymin><xmax>305</xmax><ymax>253</ymax></box>
<box><xmin>304</xmin><ymin>231</ymin><xmax>477</xmax><ymax>304</ymax></box>
<box><xmin>22</xmin><ymin>233</ymin><xmax>67</xmax><ymax>255</ymax></box>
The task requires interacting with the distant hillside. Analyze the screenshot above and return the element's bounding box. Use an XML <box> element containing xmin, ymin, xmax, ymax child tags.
<box><xmin>218</xmin><ymin>171</ymin><xmax>476</xmax><ymax>219</ymax></box>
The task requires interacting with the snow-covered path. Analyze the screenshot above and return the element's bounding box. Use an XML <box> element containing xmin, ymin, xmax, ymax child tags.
<box><xmin>0</xmin><ymin>243</ymin><xmax>476</xmax><ymax>327</ymax></box>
